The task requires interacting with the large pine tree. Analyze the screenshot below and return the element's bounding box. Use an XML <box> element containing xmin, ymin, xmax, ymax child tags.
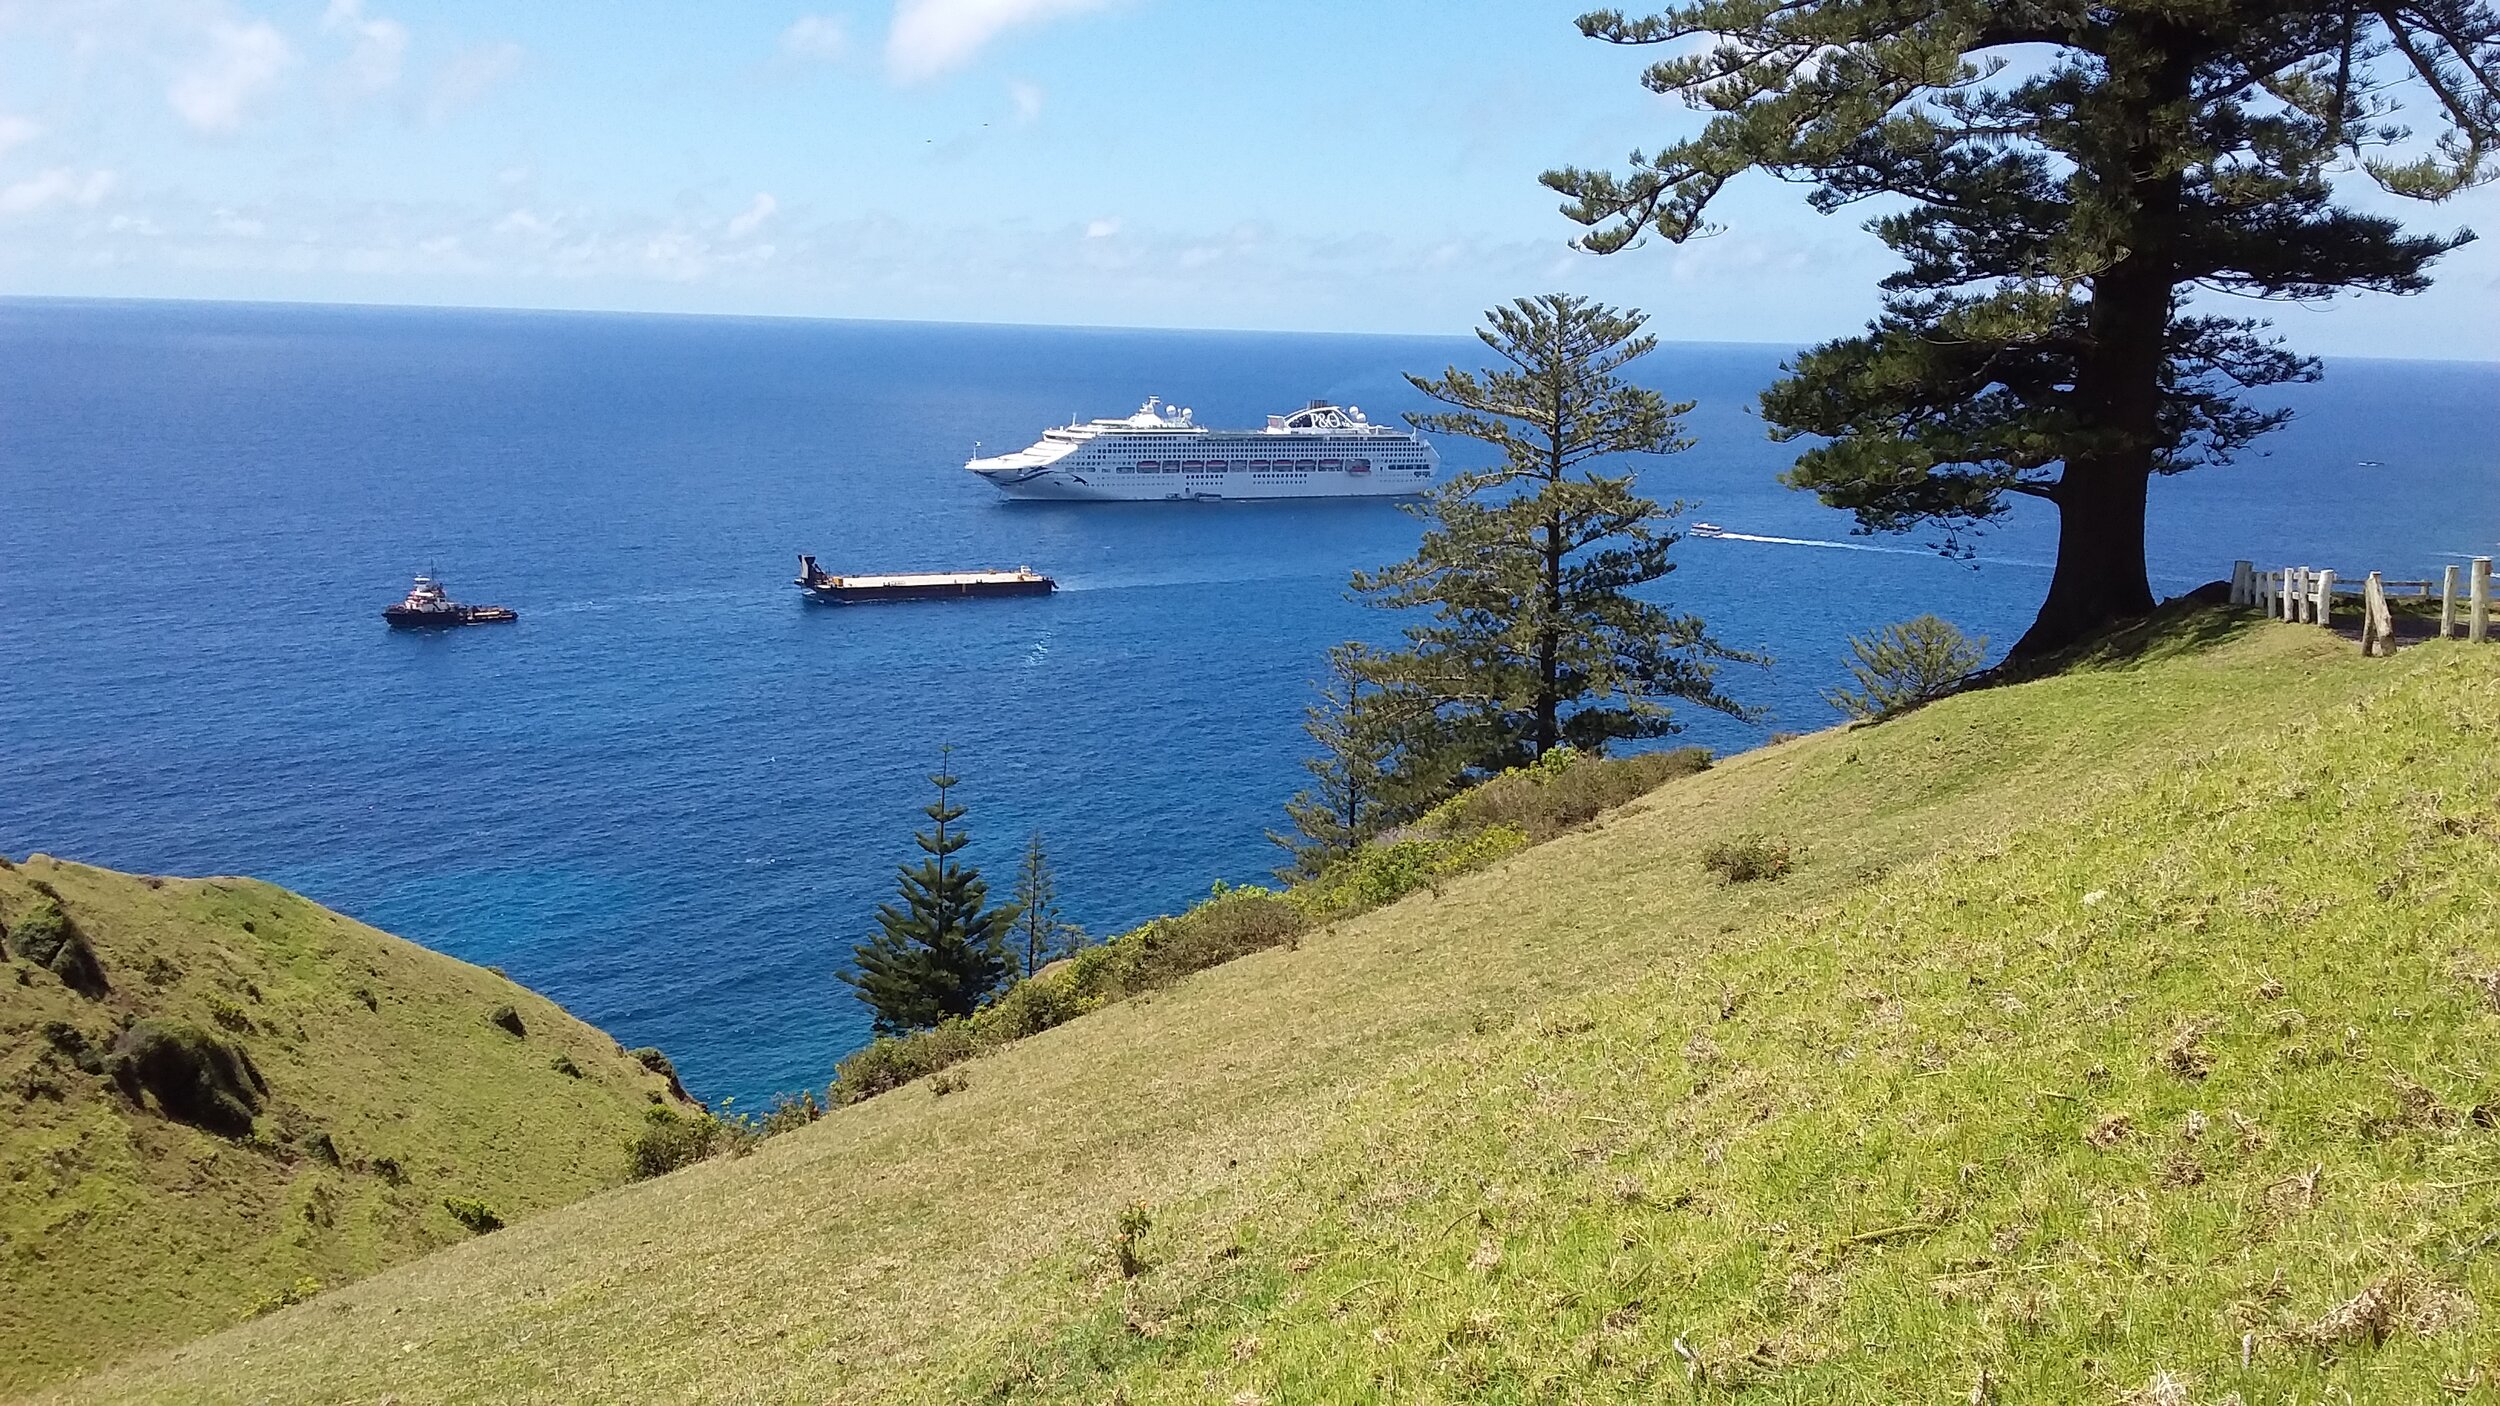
<box><xmin>1547</xmin><ymin>1</ymin><xmax>2499</xmax><ymax>656</ymax></box>
<box><xmin>1349</xmin><ymin>294</ymin><xmax>1748</xmax><ymax>789</ymax></box>
<box><xmin>842</xmin><ymin>764</ymin><xmax>1017</xmax><ymax>1036</ymax></box>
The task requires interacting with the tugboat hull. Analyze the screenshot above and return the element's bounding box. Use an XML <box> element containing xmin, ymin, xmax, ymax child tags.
<box><xmin>383</xmin><ymin>604</ymin><xmax>517</xmax><ymax>629</ymax></box>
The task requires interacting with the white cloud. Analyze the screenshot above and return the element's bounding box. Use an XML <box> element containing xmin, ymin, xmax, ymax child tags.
<box><xmin>166</xmin><ymin>18</ymin><xmax>294</xmax><ymax>134</ymax></box>
<box><xmin>322</xmin><ymin>0</ymin><xmax>409</xmax><ymax>97</ymax></box>
<box><xmin>726</xmin><ymin>192</ymin><xmax>778</xmax><ymax>239</ymax></box>
<box><xmin>1084</xmin><ymin>216</ymin><xmax>1118</xmax><ymax>238</ymax></box>
<box><xmin>779</xmin><ymin>15</ymin><xmax>849</xmax><ymax>62</ymax></box>
<box><xmin>886</xmin><ymin>0</ymin><xmax>1112</xmax><ymax>82</ymax></box>
<box><xmin>0</xmin><ymin>167</ymin><xmax>114</xmax><ymax>216</ymax></box>
<box><xmin>426</xmin><ymin>41</ymin><xmax>523</xmax><ymax>125</ymax></box>
<box><xmin>0</xmin><ymin>115</ymin><xmax>38</xmax><ymax>157</ymax></box>
<box><xmin>108</xmin><ymin>213</ymin><xmax>163</xmax><ymax>236</ymax></box>
<box><xmin>1008</xmin><ymin>79</ymin><xmax>1043</xmax><ymax>122</ymax></box>
<box><xmin>212</xmin><ymin>206</ymin><xmax>265</xmax><ymax>236</ymax></box>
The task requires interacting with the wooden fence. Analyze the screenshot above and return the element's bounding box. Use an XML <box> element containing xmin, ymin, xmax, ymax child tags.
<box><xmin>2229</xmin><ymin>557</ymin><xmax>2495</xmax><ymax>658</ymax></box>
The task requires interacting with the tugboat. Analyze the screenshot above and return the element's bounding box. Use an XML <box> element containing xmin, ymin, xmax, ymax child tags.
<box><xmin>794</xmin><ymin>554</ymin><xmax>1054</xmax><ymax>604</ymax></box>
<box><xmin>383</xmin><ymin>574</ymin><xmax>518</xmax><ymax>629</ymax></box>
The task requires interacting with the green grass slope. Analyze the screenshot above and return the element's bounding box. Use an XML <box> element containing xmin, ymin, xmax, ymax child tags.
<box><xmin>0</xmin><ymin>860</ymin><xmax>686</xmax><ymax>1391</ymax></box>
<box><xmin>40</xmin><ymin>612</ymin><xmax>2500</xmax><ymax>1404</ymax></box>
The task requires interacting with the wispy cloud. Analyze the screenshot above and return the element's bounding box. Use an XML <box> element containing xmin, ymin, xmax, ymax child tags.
<box><xmin>886</xmin><ymin>0</ymin><xmax>1113</xmax><ymax>83</ymax></box>
<box><xmin>322</xmin><ymin>0</ymin><xmax>409</xmax><ymax>98</ymax></box>
<box><xmin>778</xmin><ymin>15</ymin><xmax>850</xmax><ymax>62</ymax></box>
<box><xmin>1008</xmin><ymin>79</ymin><xmax>1043</xmax><ymax>122</ymax></box>
<box><xmin>0</xmin><ymin>114</ymin><xmax>38</xmax><ymax>157</ymax></box>
<box><xmin>0</xmin><ymin>167</ymin><xmax>115</xmax><ymax>216</ymax></box>
<box><xmin>166</xmin><ymin>18</ymin><xmax>294</xmax><ymax>134</ymax></box>
<box><xmin>425</xmin><ymin>41</ymin><xmax>522</xmax><ymax>125</ymax></box>
<box><xmin>1084</xmin><ymin>216</ymin><xmax>1118</xmax><ymax>239</ymax></box>
<box><xmin>726</xmin><ymin>192</ymin><xmax>778</xmax><ymax>238</ymax></box>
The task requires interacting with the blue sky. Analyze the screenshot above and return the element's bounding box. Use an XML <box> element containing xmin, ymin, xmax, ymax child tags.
<box><xmin>1</xmin><ymin>0</ymin><xmax>2494</xmax><ymax>355</ymax></box>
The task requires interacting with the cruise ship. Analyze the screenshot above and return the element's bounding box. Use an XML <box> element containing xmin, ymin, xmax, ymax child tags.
<box><xmin>967</xmin><ymin>398</ymin><xmax>1438</xmax><ymax>501</ymax></box>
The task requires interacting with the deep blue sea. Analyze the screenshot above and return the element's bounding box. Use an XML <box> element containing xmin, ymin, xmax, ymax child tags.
<box><xmin>3</xmin><ymin>297</ymin><xmax>2495</xmax><ymax>1104</ymax></box>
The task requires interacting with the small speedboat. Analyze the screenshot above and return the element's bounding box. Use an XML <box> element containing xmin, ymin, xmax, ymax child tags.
<box><xmin>1690</xmin><ymin>521</ymin><xmax>1726</xmax><ymax>538</ymax></box>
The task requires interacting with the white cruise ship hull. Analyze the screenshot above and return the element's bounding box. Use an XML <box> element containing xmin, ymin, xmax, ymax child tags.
<box><xmin>967</xmin><ymin>398</ymin><xmax>1438</xmax><ymax>503</ymax></box>
<box><xmin>977</xmin><ymin>466</ymin><xmax>1428</xmax><ymax>502</ymax></box>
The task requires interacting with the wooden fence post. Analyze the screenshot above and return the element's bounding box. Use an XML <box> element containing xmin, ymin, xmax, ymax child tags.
<box><xmin>2283</xmin><ymin>566</ymin><xmax>2299</xmax><ymax>622</ymax></box>
<box><xmin>2474</xmin><ymin>557</ymin><xmax>2492</xmax><ymax>644</ymax></box>
<box><xmin>2363</xmin><ymin>572</ymin><xmax>2396</xmax><ymax>657</ymax></box>
<box><xmin>2231</xmin><ymin>560</ymin><xmax>2254</xmax><ymax>606</ymax></box>
<box><xmin>2314</xmin><ymin>569</ymin><xmax>2336</xmax><ymax>626</ymax></box>
<box><xmin>2442</xmin><ymin>564</ymin><xmax>2461</xmax><ymax>638</ymax></box>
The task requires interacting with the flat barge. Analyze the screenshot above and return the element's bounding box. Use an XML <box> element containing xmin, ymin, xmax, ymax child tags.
<box><xmin>383</xmin><ymin>574</ymin><xmax>517</xmax><ymax>629</ymax></box>
<box><xmin>795</xmin><ymin>554</ymin><xmax>1055</xmax><ymax>604</ymax></box>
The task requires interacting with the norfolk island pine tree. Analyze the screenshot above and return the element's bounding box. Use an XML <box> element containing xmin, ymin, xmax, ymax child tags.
<box><xmin>1546</xmin><ymin>0</ymin><xmax>2500</xmax><ymax>656</ymax></box>
<box><xmin>842</xmin><ymin>761</ymin><xmax>1018</xmax><ymax>1036</ymax></box>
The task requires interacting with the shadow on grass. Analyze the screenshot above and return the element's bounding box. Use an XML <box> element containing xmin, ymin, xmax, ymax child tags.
<box><xmin>1975</xmin><ymin>595</ymin><xmax>2262</xmax><ymax>693</ymax></box>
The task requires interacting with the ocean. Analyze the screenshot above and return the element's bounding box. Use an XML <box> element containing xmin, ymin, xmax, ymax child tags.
<box><xmin>3</xmin><ymin>297</ymin><xmax>2494</xmax><ymax>1105</ymax></box>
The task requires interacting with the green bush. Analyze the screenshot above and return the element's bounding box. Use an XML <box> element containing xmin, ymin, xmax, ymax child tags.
<box><xmin>628</xmin><ymin>1046</ymin><xmax>693</xmax><ymax>1102</ymax></box>
<box><xmin>1699</xmin><ymin>834</ymin><xmax>1797</xmax><ymax>884</ymax></box>
<box><xmin>1291</xmin><ymin>825</ymin><xmax>1531</xmax><ymax>921</ymax></box>
<box><xmin>1431</xmin><ymin>746</ymin><xmax>1711</xmax><ymax>841</ymax></box>
<box><xmin>1824</xmin><ymin>615</ymin><xmax>1989</xmax><ymax>720</ymax></box>
<box><xmin>108</xmin><ymin>1019</ymin><xmax>266</xmax><ymax>1137</ymax></box>
<box><xmin>246</xmin><ymin>1276</ymin><xmax>323</xmax><ymax>1318</ymax></box>
<box><xmin>11</xmin><ymin>900</ymin><xmax>108</xmax><ymax>997</ymax></box>
<box><xmin>831</xmin><ymin>886</ymin><xmax>1309</xmax><ymax>1106</ymax></box>
<box><xmin>626</xmin><ymin>1105</ymin><xmax>739</xmax><ymax>1180</ymax></box>
<box><xmin>442</xmin><ymin>1196</ymin><xmax>503</xmax><ymax>1234</ymax></box>
<box><xmin>756</xmin><ymin>1090</ymin><xmax>822</xmax><ymax>1135</ymax></box>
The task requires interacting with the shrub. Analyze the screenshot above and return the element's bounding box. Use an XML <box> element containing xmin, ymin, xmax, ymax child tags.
<box><xmin>831</xmin><ymin>886</ymin><xmax>1310</xmax><ymax>1106</ymax></box>
<box><xmin>247</xmin><ymin>1276</ymin><xmax>323</xmax><ymax>1318</ymax></box>
<box><xmin>629</xmin><ymin>1046</ymin><xmax>693</xmax><ymax>1102</ymax></box>
<box><xmin>1700</xmin><ymin>835</ymin><xmax>1797</xmax><ymax>885</ymax></box>
<box><xmin>108</xmin><ymin>1019</ymin><xmax>266</xmax><ymax>1137</ymax></box>
<box><xmin>1434</xmin><ymin>746</ymin><xmax>1711</xmax><ymax>841</ymax></box>
<box><xmin>11</xmin><ymin>900</ymin><xmax>108</xmax><ymax>997</ymax></box>
<box><xmin>442</xmin><ymin>1196</ymin><xmax>503</xmax><ymax>1234</ymax></box>
<box><xmin>369</xmin><ymin>1155</ymin><xmax>406</xmax><ymax>1186</ymax></box>
<box><xmin>929</xmin><ymin>1069</ymin><xmax>969</xmax><ymax>1097</ymax></box>
<box><xmin>627</xmin><ymin>1105</ymin><xmax>737</xmax><ymax>1180</ymax></box>
<box><xmin>487</xmin><ymin>1004</ymin><xmax>526</xmax><ymax>1038</ymax></box>
<box><xmin>757</xmin><ymin>1090</ymin><xmax>822</xmax><ymax>1135</ymax></box>
<box><xmin>1292</xmin><ymin>825</ymin><xmax>1531</xmax><ymax>921</ymax></box>
<box><xmin>1824</xmin><ymin>615</ymin><xmax>1988</xmax><ymax>720</ymax></box>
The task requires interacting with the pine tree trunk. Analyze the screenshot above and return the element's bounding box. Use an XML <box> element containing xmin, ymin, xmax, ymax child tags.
<box><xmin>2011</xmin><ymin>41</ymin><xmax>2183</xmax><ymax>661</ymax></box>
<box><xmin>2012</xmin><ymin>461</ymin><xmax>2156</xmax><ymax>657</ymax></box>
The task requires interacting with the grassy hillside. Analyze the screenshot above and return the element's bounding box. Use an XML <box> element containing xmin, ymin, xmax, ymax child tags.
<box><xmin>0</xmin><ymin>860</ymin><xmax>687</xmax><ymax>1391</ymax></box>
<box><xmin>37</xmin><ymin>611</ymin><xmax>2500</xmax><ymax>1403</ymax></box>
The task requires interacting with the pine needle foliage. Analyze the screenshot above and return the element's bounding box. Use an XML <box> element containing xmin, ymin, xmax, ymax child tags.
<box><xmin>1009</xmin><ymin>831</ymin><xmax>1086</xmax><ymax>980</ymax></box>
<box><xmin>842</xmin><ymin>763</ymin><xmax>1017</xmax><ymax>1037</ymax></box>
<box><xmin>1347</xmin><ymin>294</ymin><xmax>1751</xmax><ymax>796</ymax></box>
<box><xmin>1271</xmin><ymin>644</ymin><xmax>1405</xmax><ymax>881</ymax></box>
<box><xmin>1825</xmin><ymin>614</ymin><xmax>1990</xmax><ymax>720</ymax></box>
<box><xmin>1546</xmin><ymin>0</ymin><xmax>2500</xmax><ymax>656</ymax></box>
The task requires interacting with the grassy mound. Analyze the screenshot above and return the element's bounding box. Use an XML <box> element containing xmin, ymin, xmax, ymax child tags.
<box><xmin>39</xmin><ymin>611</ymin><xmax>2498</xmax><ymax>1404</ymax></box>
<box><xmin>0</xmin><ymin>861</ymin><xmax>687</xmax><ymax>1392</ymax></box>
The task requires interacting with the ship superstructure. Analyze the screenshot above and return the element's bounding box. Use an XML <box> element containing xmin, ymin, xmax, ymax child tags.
<box><xmin>966</xmin><ymin>398</ymin><xmax>1437</xmax><ymax>501</ymax></box>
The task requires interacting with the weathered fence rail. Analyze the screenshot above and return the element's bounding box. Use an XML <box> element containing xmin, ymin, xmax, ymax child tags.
<box><xmin>2229</xmin><ymin>556</ymin><xmax>2494</xmax><ymax>657</ymax></box>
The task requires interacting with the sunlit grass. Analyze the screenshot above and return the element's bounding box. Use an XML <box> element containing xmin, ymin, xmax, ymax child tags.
<box><xmin>40</xmin><ymin>612</ymin><xmax>2491</xmax><ymax>1405</ymax></box>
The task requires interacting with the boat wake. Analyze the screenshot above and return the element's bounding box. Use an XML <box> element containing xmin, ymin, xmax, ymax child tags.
<box><xmin>1691</xmin><ymin>526</ymin><xmax>2052</xmax><ymax>571</ymax></box>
